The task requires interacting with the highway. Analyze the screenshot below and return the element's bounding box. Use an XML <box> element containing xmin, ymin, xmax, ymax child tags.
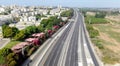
<box><xmin>22</xmin><ymin>9</ymin><xmax>102</xmax><ymax>66</ymax></box>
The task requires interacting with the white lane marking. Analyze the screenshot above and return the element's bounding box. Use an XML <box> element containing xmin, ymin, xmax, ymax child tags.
<box><xmin>58</xmin><ymin>10</ymin><xmax>78</xmax><ymax>66</ymax></box>
<box><xmin>87</xmin><ymin>58</ymin><xmax>94</xmax><ymax>66</ymax></box>
<box><xmin>78</xmin><ymin>24</ymin><xmax>83</xmax><ymax>66</ymax></box>
<box><xmin>33</xmin><ymin>23</ymin><xmax>70</xmax><ymax>66</ymax></box>
<box><xmin>84</xmin><ymin>43</ymin><xmax>87</xmax><ymax>46</ymax></box>
<box><xmin>51</xmin><ymin>22</ymin><xmax>71</xmax><ymax>66</ymax></box>
<box><xmin>82</xmin><ymin>28</ymin><xmax>94</xmax><ymax>66</ymax></box>
<box><xmin>78</xmin><ymin>62</ymin><xmax>83</xmax><ymax>66</ymax></box>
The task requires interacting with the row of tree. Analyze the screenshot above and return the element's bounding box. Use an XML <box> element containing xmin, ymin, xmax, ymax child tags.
<box><xmin>1</xmin><ymin>17</ymin><xmax>63</xmax><ymax>66</ymax></box>
<box><xmin>60</xmin><ymin>9</ymin><xmax>73</xmax><ymax>17</ymax></box>
<box><xmin>1</xmin><ymin>16</ymin><xmax>65</xmax><ymax>65</ymax></box>
<box><xmin>2</xmin><ymin>16</ymin><xmax>62</xmax><ymax>41</ymax></box>
<box><xmin>95</xmin><ymin>12</ymin><xmax>106</xmax><ymax>18</ymax></box>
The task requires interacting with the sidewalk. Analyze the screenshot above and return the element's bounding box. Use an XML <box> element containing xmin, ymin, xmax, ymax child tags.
<box><xmin>0</xmin><ymin>38</ymin><xmax>10</xmax><ymax>49</ymax></box>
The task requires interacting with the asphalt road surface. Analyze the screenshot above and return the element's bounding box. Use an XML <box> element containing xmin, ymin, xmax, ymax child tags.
<box><xmin>22</xmin><ymin>9</ymin><xmax>101</xmax><ymax>66</ymax></box>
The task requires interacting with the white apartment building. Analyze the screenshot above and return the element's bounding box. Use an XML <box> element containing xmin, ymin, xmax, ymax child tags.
<box><xmin>61</xmin><ymin>17</ymin><xmax>68</xmax><ymax>21</ymax></box>
<box><xmin>28</xmin><ymin>16</ymin><xmax>36</xmax><ymax>22</ymax></box>
<box><xmin>50</xmin><ymin>8</ymin><xmax>60</xmax><ymax>15</ymax></box>
<box><xmin>39</xmin><ymin>10</ymin><xmax>48</xmax><ymax>15</ymax></box>
<box><xmin>20</xmin><ymin>16</ymin><xmax>28</xmax><ymax>22</ymax></box>
<box><xmin>0</xmin><ymin>7</ymin><xmax>5</xmax><ymax>13</ymax></box>
<box><xmin>20</xmin><ymin>16</ymin><xmax>36</xmax><ymax>22</ymax></box>
<box><xmin>41</xmin><ymin>17</ymin><xmax>49</xmax><ymax>21</ymax></box>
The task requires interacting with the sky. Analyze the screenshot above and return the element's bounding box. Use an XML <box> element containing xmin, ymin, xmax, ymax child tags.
<box><xmin>0</xmin><ymin>0</ymin><xmax>120</xmax><ymax>8</ymax></box>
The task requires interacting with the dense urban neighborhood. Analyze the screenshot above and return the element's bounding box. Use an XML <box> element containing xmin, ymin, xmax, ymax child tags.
<box><xmin>0</xmin><ymin>5</ymin><xmax>68</xmax><ymax>37</ymax></box>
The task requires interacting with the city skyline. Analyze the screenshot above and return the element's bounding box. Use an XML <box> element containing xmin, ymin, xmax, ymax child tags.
<box><xmin>0</xmin><ymin>0</ymin><xmax>120</xmax><ymax>8</ymax></box>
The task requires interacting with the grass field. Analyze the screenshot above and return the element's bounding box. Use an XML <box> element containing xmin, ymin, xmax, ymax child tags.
<box><xmin>4</xmin><ymin>40</ymin><xmax>21</xmax><ymax>49</ymax></box>
<box><xmin>85</xmin><ymin>13</ymin><xmax>120</xmax><ymax>64</ymax></box>
<box><xmin>93</xmin><ymin>22</ymin><xmax>120</xmax><ymax>64</ymax></box>
<box><xmin>0</xmin><ymin>55</ymin><xmax>5</xmax><ymax>64</ymax></box>
<box><xmin>85</xmin><ymin>16</ymin><xmax>108</xmax><ymax>24</ymax></box>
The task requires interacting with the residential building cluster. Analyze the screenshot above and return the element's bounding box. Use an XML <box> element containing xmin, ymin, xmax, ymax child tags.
<box><xmin>0</xmin><ymin>5</ymin><xmax>69</xmax><ymax>38</ymax></box>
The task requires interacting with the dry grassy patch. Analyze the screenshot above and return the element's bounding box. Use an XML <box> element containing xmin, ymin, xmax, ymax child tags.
<box><xmin>93</xmin><ymin>22</ymin><xmax>120</xmax><ymax>64</ymax></box>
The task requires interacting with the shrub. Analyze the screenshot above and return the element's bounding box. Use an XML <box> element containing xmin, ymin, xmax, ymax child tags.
<box><xmin>0</xmin><ymin>48</ymin><xmax>12</xmax><ymax>57</ymax></box>
<box><xmin>27</xmin><ymin>47</ymin><xmax>35</xmax><ymax>56</ymax></box>
<box><xmin>14</xmin><ymin>55</ymin><xmax>19</xmax><ymax>61</ymax></box>
<box><xmin>8</xmin><ymin>60</ymin><xmax>17</xmax><ymax>66</ymax></box>
<box><xmin>7</xmin><ymin>58</ymin><xmax>14</xmax><ymax>64</ymax></box>
<box><xmin>90</xmin><ymin>29</ymin><xmax>99</xmax><ymax>38</ymax></box>
<box><xmin>86</xmin><ymin>24</ymin><xmax>99</xmax><ymax>38</ymax></box>
<box><xmin>7</xmin><ymin>53</ymin><xmax>15</xmax><ymax>60</ymax></box>
<box><xmin>95</xmin><ymin>41</ymin><xmax>104</xmax><ymax>49</ymax></box>
<box><xmin>6</xmin><ymin>53</ymin><xmax>18</xmax><ymax>66</ymax></box>
<box><xmin>95</xmin><ymin>12</ymin><xmax>106</xmax><ymax>18</ymax></box>
<box><xmin>0</xmin><ymin>48</ymin><xmax>11</xmax><ymax>64</ymax></box>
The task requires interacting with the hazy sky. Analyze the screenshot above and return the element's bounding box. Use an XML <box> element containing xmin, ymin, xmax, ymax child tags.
<box><xmin>0</xmin><ymin>0</ymin><xmax>120</xmax><ymax>8</ymax></box>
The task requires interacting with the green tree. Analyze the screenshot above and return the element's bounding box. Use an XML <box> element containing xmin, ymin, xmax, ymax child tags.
<box><xmin>95</xmin><ymin>12</ymin><xmax>106</xmax><ymax>18</ymax></box>
<box><xmin>2</xmin><ymin>25</ymin><xmax>19</xmax><ymax>38</ymax></box>
<box><xmin>3</xmin><ymin>26</ymin><xmax>13</xmax><ymax>38</ymax></box>
<box><xmin>37</xmin><ymin>24</ymin><xmax>45</xmax><ymax>32</ymax></box>
<box><xmin>25</xmin><ymin>26</ymin><xmax>38</xmax><ymax>36</ymax></box>
<box><xmin>13</xmin><ymin>30</ymin><xmax>26</xmax><ymax>40</ymax></box>
<box><xmin>60</xmin><ymin>9</ymin><xmax>73</xmax><ymax>17</ymax></box>
<box><xmin>38</xmin><ymin>16</ymin><xmax>62</xmax><ymax>32</ymax></box>
<box><xmin>40</xmin><ymin>19</ymin><xmax>49</xmax><ymax>28</ymax></box>
<box><xmin>11</xmin><ymin>27</ymin><xmax>19</xmax><ymax>37</ymax></box>
<box><xmin>35</xmin><ymin>14</ymin><xmax>41</xmax><ymax>21</ymax></box>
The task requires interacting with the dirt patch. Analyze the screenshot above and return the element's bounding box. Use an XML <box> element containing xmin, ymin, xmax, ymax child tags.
<box><xmin>111</xmin><ymin>25</ymin><xmax>120</xmax><ymax>29</ymax></box>
<box><xmin>99</xmin><ymin>32</ymin><xmax>119</xmax><ymax>45</ymax></box>
<box><xmin>94</xmin><ymin>46</ymin><xmax>103</xmax><ymax>59</ymax></box>
<box><xmin>111</xmin><ymin>29</ymin><xmax>120</xmax><ymax>33</ymax></box>
<box><xmin>93</xmin><ymin>24</ymin><xmax>110</xmax><ymax>27</ymax></box>
<box><xmin>105</xmin><ymin>63</ymin><xmax>120</xmax><ymax>66</ymax></box>
<box><xmin>86</xmin><ymin>12</ymin><xmax>96</xmax><ymax>16</ymax></box>
<box><xmin>106</xmin><ymin>15</ymin><xmax>120</xmax><ymax>22</ymax></box>
<box><xmin>106</xmin><ymin>45</ymin><xmax>120</xmax><ymax>53</ymax></box>
<box><xmin>99</xmin><ymin>32</ymin><xmax>120</xmax><ymax>53</ymax></box>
